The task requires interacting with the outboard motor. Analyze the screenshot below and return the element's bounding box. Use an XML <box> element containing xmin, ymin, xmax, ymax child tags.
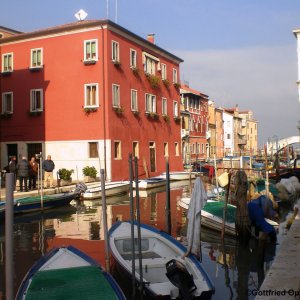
<box><xmin>73</xmin><ymin>183</ymin><xmax>87</xmax><ymax>199</ymax></box>
<box><xmin>166</xmin><ymin>259</ymin><xmax>197</xmax><ymax>300</ymax></box>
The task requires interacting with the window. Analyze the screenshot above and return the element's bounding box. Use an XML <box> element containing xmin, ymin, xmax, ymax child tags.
<box><xmin>173</xmin><ymin>101</ymin><xmax>179</xmax><ymax>117</ymax></box>
<box><xmin>143</xmin><ymin>52</ymin><xmax>159</xmax><ymax>75</ymax></box>
<box><xmin>112</xmin><ymin>84</ymin><xmax>120</xmax><ymax>107</ymax></box>
<box><xmin>2</xmin><ymin>92</ymin><xmax>13</xmax><ymax>114</ymax></box>
<box><xmin>131</xmin><ymin>89</ymin><xmax>138</xmax><ymax>111</ymax></box>
<box><xmin>130</xmin><ymin>49</ymin><xmax>137</xmax><ymax>68</ymax></box>
<box><xmin>84</xmin><ymin>40</ymin><xmax>98</xmax><ymax>61</ymax></box>
<box><xmin>162</xmin><ymin>97</ymin><xmax>167</xmax><ymax>115</ymax></box>
<box><xmin>172</xmin><ymin>68</ymin><xmax>178</xmax><ymax>83</ymax></box>
<box><xmin>133</xmin><ymin>141</ymin><xmax>139</xmax><ymax>158</ymax></box>
<box><xmin>227</xmin><ymin>134</ymin><xmax>231</xmax><ymax>139</ymax></box>
<box><xmin>84</xmin><ymin>84</ymin><xmax>99</xmax><ymax>107</ymax></box>
<box><xmin>114</xmin><ymin>141</ymin><xmax>122</xmax><ymax>159</ymax></box>
<box><xmin>2</xmin><ymin>53</ymin><xmax>13</xmax><ymax>72</ymax></box>
<box><xmin>164</xmin><ymin>142</ymin><xmax>169</xmax><ymax>157</ymax></box>
<box><xmin>161</xmin><ymin>63</ymin><xmax>167</xmax><ymax>80</ymax></box>
<box><xmin>175</xmin><ymin>142</ymin><xmax>179</xmax><ymax>156</ymax></box>
<box><xmin>145</xmin><ymin>93</ymin><xmax>156</xmax><ymax>113</ymax></box>
<box><xmin>112</xmin><ymin>41</ymin><xmax>120</xmax><ymax>62</ymax></box>
<box><xmin>30</xmin><ymin>89</ymin><xmax>43</xmax><ymax>112</ymax></box>
<box><xmin>31</xmin><ymin>48</ymin><xmax>43</xmax><ymax>68</ymax></box>
<box><xmin>89</xmin><ymin>142</ymin><xmax>98</xmax><ymax>158</ymax></box>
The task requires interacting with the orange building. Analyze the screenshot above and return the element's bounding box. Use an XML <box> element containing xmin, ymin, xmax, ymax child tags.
<box><xmin>0</xmin><ymin>20</ymin><xmax>184</xmax><ymax>181</ymax></box>
<box><xmin>180</xmin><ymin>84</ymin><xmax>209</xmax><ymax>164</ymax></box>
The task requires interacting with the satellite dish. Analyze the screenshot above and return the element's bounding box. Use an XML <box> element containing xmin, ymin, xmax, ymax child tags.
<box><xmin>75</xmin><ymin>9</ymin><xmax>88</xmax><ymax>21</ymax></box>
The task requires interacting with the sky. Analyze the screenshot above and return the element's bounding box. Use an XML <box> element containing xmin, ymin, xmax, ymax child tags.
<box><xmin>1</xmin><ymin>0</ymin><xmax>300</xmax><ymax>146</ymax></box>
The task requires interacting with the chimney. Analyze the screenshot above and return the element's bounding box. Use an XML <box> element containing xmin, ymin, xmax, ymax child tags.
<box><xmin>147</xmin><ymin>33</ymin><xmax>155</xmax><ymax>44</ymax></box>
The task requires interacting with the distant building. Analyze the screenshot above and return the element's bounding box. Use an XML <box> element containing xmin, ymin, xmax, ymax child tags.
<box><xmin>0</xmin><ymin>26</ymin><xmax>22</xmax><ymax>39</ymax></box>
<box><xmin>0</xmin><ymin>20</ymin><xmax>183</xmax><ymax>181</ymax></box>
<box><xmin>239</xmin><ymin>110</ymin><xmax>258</xmax><ymax>155</ymax></box>
<box><xmin>215</xmin><ymin>107</ymin><xmax>224</xmax><ymax>158</ymax></box>
<box><xmin>224</xmin><ymin>106</ymin><xmax>246</xmax><ymax>155</ymax></box>
<box><xmin>180</xmin><ymin>83</ymin><xmax>209</xmax><ymax>163</ymax></box>
<box><xmin>222</xmin><ymin>111</ymin><xmax>234</xmax><ymax>156</ymax></box>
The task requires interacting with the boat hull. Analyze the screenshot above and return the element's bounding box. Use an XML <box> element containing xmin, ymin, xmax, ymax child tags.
<box><xmin>14</xmin><ymin>193</ymin><xmax>77</xmax><ymax>214</ymax></box>
<box><xmin>82</xmin><ymin>181</ymin><xmax>130</xmax><ymax>199</ymax></box>
<box><xmin>161</xmin><ymin>171</ymin><xmax>197</xmax><ymax>181</ymax></box>
<box><xmin>133</xmin><ymin>177</ymin><xmax>166</xmax><ymax>190</ymax></box>
<box><xmin>16</xmin><ymin>245</ymin><xmax>126</xmax><ymax>300</ymax></box>
<box><xmin>109</xmin><ymin>221</ymin><xmax>214</xmax><ymax>299</ymax></box>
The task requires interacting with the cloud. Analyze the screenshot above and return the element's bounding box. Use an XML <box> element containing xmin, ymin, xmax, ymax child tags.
<box><xmin>176</xmin><ymin>45</ymin><xmax>299</xmax><ymax>145</ymax></box>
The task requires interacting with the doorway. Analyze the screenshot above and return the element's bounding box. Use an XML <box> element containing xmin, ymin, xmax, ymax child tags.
<box><xmin>149</xmin><ymin>142</ymin><xmax>156</xmax><ymax>173</ymax></box>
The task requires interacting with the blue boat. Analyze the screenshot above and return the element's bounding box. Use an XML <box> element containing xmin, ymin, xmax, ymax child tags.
<box><xmin>109</xmin><ymin>221</ymin><xmax>214</xmax><ymax>299</ymax></box>
<box><xmin>1</xmin><ymin>183</ymin><xmax>86</xmax><ymax>217</ymax></box>
<box><xmin>16</xmin><ymin>245</ymin><xmax>126</xmax><ymax>300</ymax></box>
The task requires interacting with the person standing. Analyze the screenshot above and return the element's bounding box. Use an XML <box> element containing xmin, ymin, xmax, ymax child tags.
<box><xmin>29</xmin><ymin>156</ymin><xmax>39</xmax><ymax>190</ymax></box>
<box><xmin>8</xmin><ymin>155</ymin><xmax>17</xmax><ymax>190</ymax></box>
<box><xmin>16</xmin><ymin>156</ymin><xmax>30</xmax><ymax>192</ymax></box>
<box><xmin>42</xmin><ymin>155</ymin><xmax>55</xmax><ymax>188</ymax></box>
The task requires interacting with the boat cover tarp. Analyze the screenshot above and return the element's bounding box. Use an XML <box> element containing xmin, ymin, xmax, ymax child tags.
<box><xmin>203</xmin><ymin>201</ymin><xmax>236</xmax><ymax>223</ymax></box>
<box><xmin>25</xmin><ymin>266</ymin><xmax>119</xmax><ymax>300</ymax></box>
<box><xmin>186</xmin><ymin>177</ymin><xmax>207</xmax><ymax>257</ymax></box>
<box><xmin>248</xmin><ymin>196</ymin><xmax>276</xmax><ymax>234</ymax></box>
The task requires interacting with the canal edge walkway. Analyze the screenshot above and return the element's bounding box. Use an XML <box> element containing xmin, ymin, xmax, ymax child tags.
<box><xmin>256</xmin><ymin>200</ymin><xmax>300</xmax><ymax>300</ymax></box>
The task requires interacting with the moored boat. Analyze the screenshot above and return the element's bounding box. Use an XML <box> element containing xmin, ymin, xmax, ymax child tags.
<box><xmin>160</xmin><ymin>171</ymin><xmax>197</xmax><ymax>181</ymax></box>
<box><xmin>82</xmin><ymin>181</ymin><xmax>130</xmax><ymax>199</ymax></box>
<box><xmin>179</xmin><ymin>198</ymin><xmax>279</xmax><ymax>236</ymax></box>
<box><xmin>1</xmin><ymin>183</ymin><xmax>87</xmax><ymax>216</ymax></box>
<box><xmin>16</xmin><ymin>245</ymin><xmax>126</xmax><ymax>300</ymax></box>
<box><xmin>133</xmin><ymin>176</ymin><xmax>166</xmax><ymax>190</ymax></box>
<box><xmin>109</xmin><ymin>221</ymin><xmax>215</xmax><ymax>299</ymax></box>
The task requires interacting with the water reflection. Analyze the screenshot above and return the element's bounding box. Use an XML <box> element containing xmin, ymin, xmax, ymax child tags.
<box><xmin>0</xmin><ymin>181</ymin><xmax>279</xmax><ymax>299</ymax></box>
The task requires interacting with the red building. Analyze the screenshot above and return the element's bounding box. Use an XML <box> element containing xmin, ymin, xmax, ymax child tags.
<box><xmin>0</xmin><ymin>20</ymin><xmax>184</xmax><ymax>181</ymax></box>
<box><xmin>180</xmin><ymin>84</ymin><xmax>209</xmax><ymax>164</ymax></box>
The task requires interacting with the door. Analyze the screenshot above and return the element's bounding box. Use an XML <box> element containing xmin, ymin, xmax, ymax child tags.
<box><xmin>7</xmin><ymin>144</ymin><xmax>18</xmax><ymax>164</ymax></box>
<box><xmin>27</xmin><ymin>143</ymin><xmax>42</xmax><ymax>162</ymax></box>
<box><xmin>149</xmin><ymin>142</ymin><xmax>156</xmax><ymax>172</ymax></box>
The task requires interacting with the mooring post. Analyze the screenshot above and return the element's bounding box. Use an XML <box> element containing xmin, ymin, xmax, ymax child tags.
<box><xmin>134</xmin><ymin>157</ymin><xmax>143</xmax><ymax>299</ymax></box>
<box><xmin>128</xmin><ymin>154</ymin><xmax>136</xmax><ymax>299</ymax></box>
<box><xmin>100</xmin><ymin>169</ymin><xmax>110</xmax><ymax>272</ymax></box>
<box><xmin>165</xmin><ymin>157</ymin><xmax>171</xmax><ymax>235</ymax></box>
<box><xmin>5</xmin><ymin>173</ymin><xmax>14</xmax><ymax>300</ymax></box>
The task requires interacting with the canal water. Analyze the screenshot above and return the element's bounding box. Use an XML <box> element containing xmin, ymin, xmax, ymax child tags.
<box><xmin>0</xmin><ymin>180</ymin><xmax>294</xmax><ymax>300</ymax></box>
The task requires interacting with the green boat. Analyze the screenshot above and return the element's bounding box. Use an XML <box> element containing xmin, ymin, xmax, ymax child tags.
<box><xmin>16</xmin><ymin>245</ymin><xmax>126</xmax><ymax>300</ymax></box>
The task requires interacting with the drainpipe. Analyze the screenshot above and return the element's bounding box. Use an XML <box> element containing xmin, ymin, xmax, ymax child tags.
<box><xmin>101</xmin><ymin>24</ymin><xmax>107</xmax><ymax>179</ymax></box>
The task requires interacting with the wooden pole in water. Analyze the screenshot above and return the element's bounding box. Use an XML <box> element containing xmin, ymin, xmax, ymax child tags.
<box><xmin>134</xmin><ymin>157</ymin><xmax>144</xmax><ymax>298</ymax></box>
<box><xmin>221</xmin><ymin>172</ymin><xmax>231</xmax><ymax>242</ymax></box>
<box><xmin>165</xmin><ymin>157</ymin><xmax>171</xmax><ymax>235</ymax></box>
<box><xmin>5</xmin><ymin>173</ymin><xmax>14</xmax><ymax>300</ymax></box>
<box><xmin>100</xmin><ymin>169</ymin><xmax>110</xmax><ymax>272</ymax></box>
<box><xmin>128</xmin><ymin>154</ymin><xmax>136</xmax><ymax>298</ymax></box>
<box><xmin>235</xmin><ymin>170</ymin><xmax>250</xmax><ymax>244</ymax></box>
<box><xmin>264</xmin><ymin>145</ymin><xmax>270</xmax><ymax>198</ymax></box>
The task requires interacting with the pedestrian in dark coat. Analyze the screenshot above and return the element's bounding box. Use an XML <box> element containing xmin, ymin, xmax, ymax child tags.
<box><xmin>8</xmin><ymin>155</ymin><xmax>17</xmax><ymax>190</ymax></box>
<box><xmin>16</xmin><ymin>156</ymin><xmax>30</xmax><ymax>192</ymax></box>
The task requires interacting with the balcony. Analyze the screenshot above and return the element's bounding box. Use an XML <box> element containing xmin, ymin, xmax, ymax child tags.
<box><xmin>237</xmin><ymin>138</ymin><xmax>247</xmax><ymax>145</ymax></box>
<box><xmin>206</xmin><ymin>131</ymin><xmax>211</xmax><ymax>139</ymax></box>
<box><xmin>181</xmin><ymin>129</ymin><xmax>189</xmax><ymax>138</ymax></box>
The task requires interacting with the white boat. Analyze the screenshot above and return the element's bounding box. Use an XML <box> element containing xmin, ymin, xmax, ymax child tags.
<box><xmin>133</xmin><ymin>176</ymin><xmax>166</xmax><ymax>190</ymax></box>
<box><xmin>161</xmin><ymin>171</ymin><xmax>197</xmax><ymax>181</ymax></box>
<box><xmin>179</xmin><ymin>198</ymin><xmax>279</xmax><ymax>237</ymax></box>
<box><xmin>16</xmin><ymin>245</ymin><xmax>126</xmax><ymax>300</ymax></box>
<box><xmin>109</xmin><ymin>221</ymin><xmax>215</xmax><ymax>299</ymax></box>
<box><xmin>82</xmin><ymin>181</ymin><xmax>130</xmax><ymax>199</ymax></box>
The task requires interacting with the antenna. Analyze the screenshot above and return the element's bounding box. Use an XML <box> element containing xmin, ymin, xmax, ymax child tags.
<box><xmin>74</xmin><ymin>9</ymin><xmax>88</xmax><ymax>21</ymax></box>
<box><xmin>115</xmin><ymin>0</ymin><xmax>118</xmax><ymax>23</ymax></box>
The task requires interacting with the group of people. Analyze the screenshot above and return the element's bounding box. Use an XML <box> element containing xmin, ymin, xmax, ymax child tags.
<box><xmin>7</xmin><ymin>155</ymin><xmax>55</xmax><ymax>192</ymax></box>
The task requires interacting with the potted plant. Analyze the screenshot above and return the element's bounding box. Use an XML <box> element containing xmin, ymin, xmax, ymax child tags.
<box><xmin>58</xmin><ymin>168</ymin><xmax>74</xmax><ymax>186</ymax></box>
<box><xmin>145</xmin><ymin>73</ymin><xmax>160</xmax><ymax>89</ymax></box>
<box><xmin>83</xmin><ymin>166</ymin><xmax>98</xmax><ymax>182</ymax></box>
